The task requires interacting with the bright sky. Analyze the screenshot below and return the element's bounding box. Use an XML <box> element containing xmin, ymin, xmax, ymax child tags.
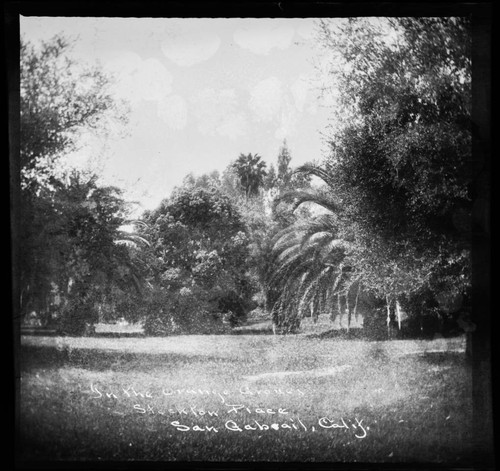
<box><xmin>20</xmin><ymin>17</ymin><xmax>336</xmax><ymax>213</ymax></box>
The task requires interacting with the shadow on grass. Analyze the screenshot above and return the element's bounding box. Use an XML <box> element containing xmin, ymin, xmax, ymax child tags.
<box><xmin>306</xmin><ymin>328</ymin><xmax>369</xmax><ymax>340</ymax></box>
<box><xmin>232</xmin><ymin>327</ymin><xmax>274</xmax><ymax>335</ymax></box>
<box><xmin>306</xmin><ymin>328</ymin><xmax>465</xmax><ymax>342</ymax></box>
<box><xmin>21</xmin><ymin>329</ymin><xmax>145</xmax><ymax>338</ymax></box>
<box><xmin>22</xmin><ymin>328</ymin><xmax>271</xmax><ymax>337</ymax></box>
<box><xmin>20</xmin><ymin>345</ymin><xmax>238</xmax><ymax>372</ymax></box>
<box><xmin>418</xmin><ymin>351</ymin><xmax>468</xmax><ymax>366</ymax></box>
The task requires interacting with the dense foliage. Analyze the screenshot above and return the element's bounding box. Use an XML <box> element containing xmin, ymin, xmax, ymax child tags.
<box><xmin>268</xmin><ymin>17</ymin><xmax>472</xmax><ymax>333</ymax></box>
<box><xmin>20</xmin><ymin>35</ymin><xmax>126</xmax><ymax>193</ymax></box>
<box><xmin>19</xmin><ymin>36</ymin><xmax>138</xmax><ymax>334</ymax></box>
<box><xmin>20</xmin><ymin>170</ymin><xmax>149</xmax><ymax>334</ymax></box>
<box><xmin>141</xmin><ymin>186</ymin><xmax>252</xmax><ymax>334</ymax></box>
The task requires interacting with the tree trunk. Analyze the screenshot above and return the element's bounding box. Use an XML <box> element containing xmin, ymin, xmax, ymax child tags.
<box><xmin>337</xmin><ymin>295</ymin><xmax>343</xmax><ymax>329</ymax></box>
<box><xmin>345</xmin><ymin>292</ymin><xmax>351</xmax><ymax>333</ymax></box>
<box><xmin>311</xmin><ymin>301</ymin><xmax>318</xmax><ymax>324</ymax></box>
<box><xmin>353</xmin><ymin>283</ymin><xmax>361</xmax><ymax>323</ymax></box>
<box><xmin>386</xmin><ymin>296</ymin><xmax>392</xmax><ymax>339</ymax></box>
<box><xmin>395</xmin><ymin>299</ymin><xmax>402</xmax><ymax>330</ymax></box>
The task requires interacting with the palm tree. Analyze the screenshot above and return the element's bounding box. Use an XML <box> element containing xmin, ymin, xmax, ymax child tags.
<box><xmin>233</xmin><ymin>153</ymin><xmax>267</xmax><ymax>199</ymax></box>
<box><xmin>267</xmin><ymin>163</ymin><xmax>361</xmax><ymax>333</ymax></box>
<box><xmin>114</xmin><ymin>219</ymin><xmax>151</xmax><ymax>249</ymax></box>
<box><xmin>268</xmin><ymin>214</ymin><xmax>359</xmax><ymax>333</ymax></box>
<box><xmin>113</xmin><ymin>219</ymin><xmax>152</xmax><ymax>294</ymax></box>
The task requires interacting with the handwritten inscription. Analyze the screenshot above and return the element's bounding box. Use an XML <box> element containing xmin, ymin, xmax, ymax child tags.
<box><xmin>168</xmin><ymin>418</ymin><xmax>366</xmax><ymax>436</ymax></box>
<box><xmin>134</xmin><ymin>405</ymin><xmax>367</xmax><ymax>437</ymax></box>
<box><xmin>90</xmin><ymin>384</ymin><xmax>305</xmax><ymax>402</ymax></box>
<box><xmin>167</xmin><ymin>417</ymin><xmax>367</xmax><ymax>437</ymax></box>
<box><xmin>88</xmin><ymin>383</ymin><xmax>369</xmax><ymax>439</ymax></box>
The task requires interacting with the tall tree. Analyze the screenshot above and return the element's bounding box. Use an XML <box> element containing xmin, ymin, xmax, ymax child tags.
<box><xmin>20</xmin><ymin>34</ymin><xmax>126</xmax><ymax>192</ymax></box>
<box><xmin>232</xmin><ymin>153</ymin><xmax>267</xmax><ymax>198</ymax></box>
<box><xmin>276</xmin><ymin>139</ymin><xmax>292</xmax><ymax>189</ymax></box>
<box><xmin>272</xmin><ymin>140</ymin><xmax>312</xmax><ymax>194</ymax></box>
<box><xmin>264</xmin><ymin>164</ymin><xmax>277</xmax><ymax>191</ymax></box>
<box><xmin>319</xmin><ymin>17</ymin><xmax>472</xmax><ymax>304</ymax></box>
<box><xmin>142</xmin><ymin>185</ymin><xmax>252</xmax><ymax>334</ymax></box>
<box><xmin>270</xmin><ymin>17</ymin><xmax>472</xmax><ymax>333</ymax></box>
<box><xmin>20</xmin><ymin>170</ymin><xmax>149</xmax><ymax>333</ymax></box>
<box><xmin>268</xmin><ymin>211</ymin><xmax>354</xmax><ymax>333</ymax></box>
<box><xmin>224</xmin><ymin>146</ymin><xmax>313</xmax><ymax>314</ymax></box>
<box><xmin>18</xmin><ymin>35</ymin><xmax>132</xmax><ymax>333</ymax></box>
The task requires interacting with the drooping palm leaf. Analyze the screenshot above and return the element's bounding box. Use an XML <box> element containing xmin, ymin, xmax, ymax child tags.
<box><xmin>114</xmin><ymin>234</ymin><xmax>151</xmax><ymax>248</ymax></box>
<box><xmin>293</xmin><ymin>163</ymin><xmax>338</xmax><ymax>188</ymax></box>
<box><xmin>266</xmin><ymin>161</ymin><xmax>368</xmax><ymax>333</ymax></box>
<box><xmin>276</xmin><ymin>190</ymin><xmax>341</xmax><ymax>214</ymax></box>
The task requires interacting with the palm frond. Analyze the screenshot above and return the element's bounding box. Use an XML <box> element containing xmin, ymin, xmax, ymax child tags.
<box><xmin>272</xmin><ymin>229</ymin><xmax>302</xmax><ymax>251</ymax></box>
<box><xmin>114</xmin><ymin>239</ymin><xmax>140</xmax><ymax>248</ymax></box>
<box><xmin>299</xmin><ymin>231</ymin><xmax>334</xmax><ymax>249</ymax></box>
<box><xmin>296</xmin><ymin>266</ymin><xmax>333</xmax><ymax>315</ymax></box>
<box><xmin>114</xmin><ymin>234</ymin><xmax>151</xmax><ymax>248</ymax></box>
<box><xmin>126</xmin><ymin>219</ymin><xmax>149</xmax><ymax>230</ymax></box>
<box><xmin>276</xmin><ymin>190</ymin><xmax>341</xmax><ymax>213</ymax></box>
<box><xmin>293</xmin><ymin>163</ymin><xmax>337</xmax><ymax>188</ymax></box>
<box><xmin>323</xmin><ymin>238</ymin><xmax>352</xmax><ymax>254</ymax></box>
<box><xmin>267</xmin><ymin>162</ymin><xmax>369</xmax><ymax>332</ymax></box>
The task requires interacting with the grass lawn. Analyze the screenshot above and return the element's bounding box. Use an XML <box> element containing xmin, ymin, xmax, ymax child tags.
<box><xmin>17</xmin><ymin>332</ymin><xmax>474</xmax><ymax>463</ymax></box>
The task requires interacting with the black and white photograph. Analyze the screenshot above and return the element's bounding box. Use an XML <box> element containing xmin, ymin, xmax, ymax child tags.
<box><xmin>10</xmin><ymin>2</ymin><xmax>492</xmax><ymax>467</ymax></box>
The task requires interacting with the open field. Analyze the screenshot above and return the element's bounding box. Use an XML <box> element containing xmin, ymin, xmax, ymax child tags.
<box><xmin>18</xmin><ymin>333</ymin><xmax>473</xmax><ymax>463</ymax></box>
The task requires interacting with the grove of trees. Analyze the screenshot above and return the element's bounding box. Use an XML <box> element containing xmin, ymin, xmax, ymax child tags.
<box><xmin>268</xmin><ymin>17</ymin><xmax>473</xmax><ymax>339</ymax></box>
<box><xmin>16</xmin><ymin>17</ymin><xmax>476</xmax><ymax>342</ymax></box>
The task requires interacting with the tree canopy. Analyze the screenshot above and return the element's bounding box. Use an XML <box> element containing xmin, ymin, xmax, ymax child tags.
<box><xmin>232</xmin><ymin>153</ymin><xmax>268</xmax><ymax>198</ymax></box>
<box><xmin>324</xmin><ymin>17</ymin><xmax>472</xmax><ymax>301</ymax></box>
<box><xmin>20</xmin><ymin>34</ymin><xmax>127</xmax><ymax>193</ymax></box>
<box><xmin>141</xmin><ymin>185</ymin><xmax>252</xmax><ymax>334</ymax></box>
<box><xmin>269</xmin><ymin>17</ymin><xmax>472</xmax><ymax>332</ymax></box>
<box><xmin>19</xmin><ymin>35</ymin><xmax>138</xmax><ymax>334</ymax></box>
<box><xmin>18</xmin><ymin>21</ymin><xmax>474</xmax><ymax>339</ymax></box>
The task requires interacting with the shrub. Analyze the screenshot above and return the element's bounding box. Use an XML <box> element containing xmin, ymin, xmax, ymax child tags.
<box><xmin>142</xmin><ymin>288</ymin><xmax>227</xmax><ymax>335</ymax></box>
<box><xmin>142</xmin><ymin>310</ymin><xmax>176</xmax><ymax>336</ymax></box>
<box><xmin>215</xmin><ymin>291</ymin><xmax>248</xmax><ymax>327</ymax></box>
<box><xmin>57</xmin><ymin>298</ymin><xmax>98</xmax><ymax>336</ymax></box>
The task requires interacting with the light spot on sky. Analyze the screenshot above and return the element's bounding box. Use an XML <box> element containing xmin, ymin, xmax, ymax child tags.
<box><xmin>106</xmin><ymin>53</ymin><xmax>173</xmax><ymax>103</ymax></box>
<box><xmin>291</xmin><ymin>74</ymin><xmax>312</xmax><ymax>113</ymax></box>
<box><xmin>234</xmin><ymin>20</ymin><xmax>295</xmax><ymax>55</ymax></box>
<box><xmin>161</xmin><ymin>30</ymin><xmax>221</xmax><ymax>67</ymax></box>
<box><xmin>139</xmin><ymin>59</ymin><xmax>174</xmax><ymax>101</ymax></box>
<box><xmin>249</xmin><ymin>77</ymin><xmax>284</xmax><ymax>123</ymax></box>
<box><xmin>275</xmin><ymin>99</ymin><xmax>300</xmax><ymax>140</ymax></box>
